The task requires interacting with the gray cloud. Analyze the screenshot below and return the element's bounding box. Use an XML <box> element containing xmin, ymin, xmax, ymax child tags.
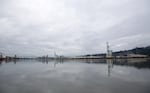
<box><xmin>0</xmin><ymin>0</ymin><xmax>150</xmax><ymax>56</ymax></box>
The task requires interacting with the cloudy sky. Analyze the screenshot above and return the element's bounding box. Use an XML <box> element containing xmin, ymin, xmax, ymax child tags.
<box><xmin>0</xmin><ymin>0</ymin><xmax>150</xmax><ymax>57</ymax></box>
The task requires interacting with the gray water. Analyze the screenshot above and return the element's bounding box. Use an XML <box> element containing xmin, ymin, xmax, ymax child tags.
<box><xmin>0</xmin><ymin>59</ymin><xmax>150</xmax><ymax>93</ymax></box>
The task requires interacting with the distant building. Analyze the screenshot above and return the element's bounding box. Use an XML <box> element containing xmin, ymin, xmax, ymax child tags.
<box><xmin>127</xmin><ymin>54</ymin><xmax>148</xmax><ymax>58</ymax></box>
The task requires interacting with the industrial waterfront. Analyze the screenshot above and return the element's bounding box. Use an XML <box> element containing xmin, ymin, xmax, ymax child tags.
<box><xmin>0</xmin><ymin>0</ymin><xmax>150</xmax><ymax>93</ymax></box>
<box><xmin>1</xmin><ymin>43</ymin><xmax>150</xmax><ymax>61</ymax></box>
<box><xmin>0</xmin><ymin>43</ymin><xmax>150</xmax><ymax>93</ymax></box>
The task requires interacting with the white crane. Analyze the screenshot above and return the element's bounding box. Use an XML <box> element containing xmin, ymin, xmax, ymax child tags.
<box><xmin>106</xmin><ymin>42</ymin><xmax>112</xmax><ymax>58</ymax></box>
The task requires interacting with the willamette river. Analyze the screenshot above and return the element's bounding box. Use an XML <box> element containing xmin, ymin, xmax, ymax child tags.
<box><xmin>0</xmin><ymin>59</ymin><xmax>150</xmax><ymax>93</ymax></box>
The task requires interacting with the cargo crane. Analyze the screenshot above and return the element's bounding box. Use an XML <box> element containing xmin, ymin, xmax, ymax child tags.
<box><xmin>106</xmin><ymin>42</ymin><xmax>112</xmax><ymax>58</ymax></box>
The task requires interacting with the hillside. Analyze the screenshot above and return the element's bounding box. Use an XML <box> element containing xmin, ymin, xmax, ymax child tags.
<box><xmin>84</xmin><ymin>46</ymin><xmax>150</xmax><ymax>57</ymax></box>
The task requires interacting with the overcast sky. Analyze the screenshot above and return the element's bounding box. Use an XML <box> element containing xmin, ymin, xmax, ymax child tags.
<box><xmin>0</xmin><ymin>0</ymin><xmax>150</xmax><ymax>57</ymax></box>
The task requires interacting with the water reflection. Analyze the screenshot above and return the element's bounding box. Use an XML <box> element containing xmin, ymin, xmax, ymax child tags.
<box><xmin>0</xmin><ymin>59</ymin><xmax>150</xmax><ymax>93</ymax></box>
<box><xmin>0</xmin><ymin>58</ymin><xmax>150</xmax><ymax>69</ymax></box>
<box><xmin>1</xmin><ymin>58</ymin><xmax>150</xmax><ymax>78</ymax></box>
<box><xmin>107</xmin><ymin>59</ymin><xmax>113</xmax><ymax>77</ymax></box>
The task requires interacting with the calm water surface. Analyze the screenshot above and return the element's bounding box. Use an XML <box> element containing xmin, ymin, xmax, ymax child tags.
<box><xmin>0</xmin><ymin>59</ymin><xmax>150</xmax><ymax>93</ymax></box>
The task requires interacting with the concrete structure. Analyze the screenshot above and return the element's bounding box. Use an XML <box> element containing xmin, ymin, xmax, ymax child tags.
<box><xmin>127</xmin><ymin>54</ymin><xmax>148</xmax><ymax>58</ymax></box>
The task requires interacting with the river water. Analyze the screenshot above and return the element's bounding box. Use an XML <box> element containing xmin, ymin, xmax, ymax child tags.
<box><xmin>0</xmin><ymin>59</ymin><xmax>150</xmax><ymax>93</ymax></box>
